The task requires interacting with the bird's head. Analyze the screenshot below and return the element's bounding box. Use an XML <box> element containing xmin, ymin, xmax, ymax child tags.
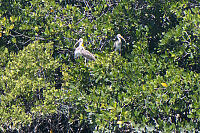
<box><xmin>74</xmin><ymin>38</ymin><xmax>84</xmax><ymax>48</ymax></box>
<box><xmin>79</xmin><ymin>38</ymin><xmax>83</xmax><ymax>44</ymax></box>
<box><xmin>117</xmin><ymin>34</ymin><xmax>126</xmax><ymax>42</ymax></box>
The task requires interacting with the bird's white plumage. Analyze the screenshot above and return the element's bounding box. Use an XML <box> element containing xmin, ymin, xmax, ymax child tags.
<box><xmin>74</xmin><ymin>38</ymin><xmax>95</xmax><ymax>61</ymax></box>
<box><xmin>74</xmin><ymin>38</ymin><xmax>84</xmax><ymax>59</ymax></box>
<box><xmin>81</xmin><ymin>48</ymin><xmax>96</xmax><ymax>61</ymax></box>
<box><xmin>74</xmin><ymin>46</ymin><xmax>82</xmax><ymax>59</ymax></box>
<box><xmin>113</xmin><ymin>34</ymin><xmax>126</xmax><ymax>53</ymax></box>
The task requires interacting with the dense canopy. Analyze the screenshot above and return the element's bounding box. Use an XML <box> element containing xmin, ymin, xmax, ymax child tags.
<box><xmin>0</xmin><ymin>0</ymin><xmax>200</xmax><ymax>132</ymax></box>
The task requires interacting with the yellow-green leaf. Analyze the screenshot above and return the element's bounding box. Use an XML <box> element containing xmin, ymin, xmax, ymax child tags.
<box><xmin>117</xmin><ymin>120</ymin><xmax>123</xmax><ymax>125</ymax></box>
<box><xmin>10</xmin><ymin>17</ymin><xmax>14</xmax><ymax>22</ymax></box>
<box><xmin>171</xmin><ymin>54</ymin><xmax>175</xmax><ymax>57</ymax></box>
<box><xmin>9</xmin><ymin>24</ymin><xmax>14</xmax><ymax>30</ymax></box>
<box><xmin>35</xmin><ymin>26</ymin><xmax>39</xmax><ymax>32</ymax></box>
<box><xmin>161</xmin><ymin>83</ymin><xmax>168</xmax><ymax>87</ymax></box>
<box><xmin>11</xmin><ymin>37</ymin><xmax>16</xmax><ymax>43</ymax></box>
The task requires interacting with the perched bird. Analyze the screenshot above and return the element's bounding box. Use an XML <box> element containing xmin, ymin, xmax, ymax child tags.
<box><xmin>74</xmin><ymin>38</ymin><xmax>84</xmax><ymax>59</ymax></box>
<box><xmin>113</xmin><ymin>34</ymin><xmax>126</xmax><ymax>54</ymax></box>
<box><xmin>74</xmin><ymin>38</ymin><xmax>96</xmax><ymax>62</ymax></box>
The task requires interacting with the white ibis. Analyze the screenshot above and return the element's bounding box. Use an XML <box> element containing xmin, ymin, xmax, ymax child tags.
<box><xmin>74</xmin><ymin>38</ymin><xmax>96</xmax><ymax>62</ymax></box>
<box><xmin>113</xmin><ymin>34</ymin><xmax>126</xmax><ymax>54</ymax></box>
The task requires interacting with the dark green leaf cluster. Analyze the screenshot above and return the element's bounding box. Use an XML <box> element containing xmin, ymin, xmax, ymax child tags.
<box><xmin>0</xmin><ymin>0</ymin><xmax>199</xmax><ymax>132</ymax></box>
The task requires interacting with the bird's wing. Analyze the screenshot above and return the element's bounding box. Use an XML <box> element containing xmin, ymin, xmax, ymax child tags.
<box><xmin>113</xmin><ymin>41</ymin><xmax>117</xmax><ymax>48</ymax></box>
<box><xmin>81</xmin><ymin>49</ymin><xmax>96</xmax><ymax>61</ymax></box>
<box><xmin>74</xmin><ymin>47</ymin><xmax>82</xmax><ymax>58</ymax></box>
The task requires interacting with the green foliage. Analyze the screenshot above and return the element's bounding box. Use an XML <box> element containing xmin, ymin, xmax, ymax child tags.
<box><xmin>0</xmin><ymin>41</ymin><xmax>64</xmax><ymax>129</ymax></box>
<box><xmin>0</xmin><ymin>0</ymin><xmax>200</xmax><ymax>132</ymax></box>
<box><xmin>158</xmin><ymin>1</ymin><xmax>200</xmax><ymax>72</ymax></box>
<box><xmin>61</xmin><ymin>51</ymin><xmax>199</xmax><ymax>132</ymax></box>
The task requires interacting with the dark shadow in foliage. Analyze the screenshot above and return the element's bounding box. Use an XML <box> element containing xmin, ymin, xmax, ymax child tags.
<box><xmin>139</xmin><ymin>2</ymin><xmax>179</xmax><ymax>53</ymax></box>
<box><xmin>3</xmin><ymin>113</ymin><xmax>93</xmax><ymax>133</ymax></box>
<box><xmin>177</xmin><ymin>54</ymin><xmax>200</xmax><ymax>73</ymax></box>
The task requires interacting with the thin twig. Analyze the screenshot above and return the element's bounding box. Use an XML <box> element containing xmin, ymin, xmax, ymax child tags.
<box><xmin>11</xmin><ymin>29</ymin><xmax>45</xmax><ymax>40</ymax></box>
<box><xmin>75</xmin><ymin>17</ymin><xmax>86</xmax><ymax>25</ymax></box>
<box><xmin>154</xmin><ymin>88</ymin><xmax>167</xmax><ymax>90</ymax></box>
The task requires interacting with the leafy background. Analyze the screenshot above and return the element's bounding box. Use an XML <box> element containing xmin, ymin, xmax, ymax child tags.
<box><xmin>0</xmin><ymin>0</ymin><xmax>200</xmax><ymax>132</ymax></box>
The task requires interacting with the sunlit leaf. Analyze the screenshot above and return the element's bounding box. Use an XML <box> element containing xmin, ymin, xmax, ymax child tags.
<box><xmin>117</xmin><ymin>120</ymin><xmax>123</xmax><ymax>125</ymax></box>
<box><xmin>161</xmin><ymin>83</ymin><xmax>168</xmax><ymax>87</ymax></box>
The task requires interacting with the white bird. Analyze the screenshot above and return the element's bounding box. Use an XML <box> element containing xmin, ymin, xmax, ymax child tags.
<box><xmin>113</xmin><ymin>34</ymin><xmax>126</xmax><ymax>54</ymax></box>
<box><xmin>74</xmin><ymin>38</ymin><xmax>84</xmax><ymax>59</ymax></box>
<box><xmin>74</xmin><ymin>38</ymin><xmax>96</xmax><ymax>61</ymax></box>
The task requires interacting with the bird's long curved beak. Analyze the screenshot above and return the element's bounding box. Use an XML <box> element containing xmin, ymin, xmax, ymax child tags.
<box><xmin>74</xmin><ymin>40</ymin><xmax>80</xmax><ymax>48</ymax></box>
<box><xmin>120</xmin><ymin>35</ymin><xmax>126</xmax><ymax>43</ymax></box>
